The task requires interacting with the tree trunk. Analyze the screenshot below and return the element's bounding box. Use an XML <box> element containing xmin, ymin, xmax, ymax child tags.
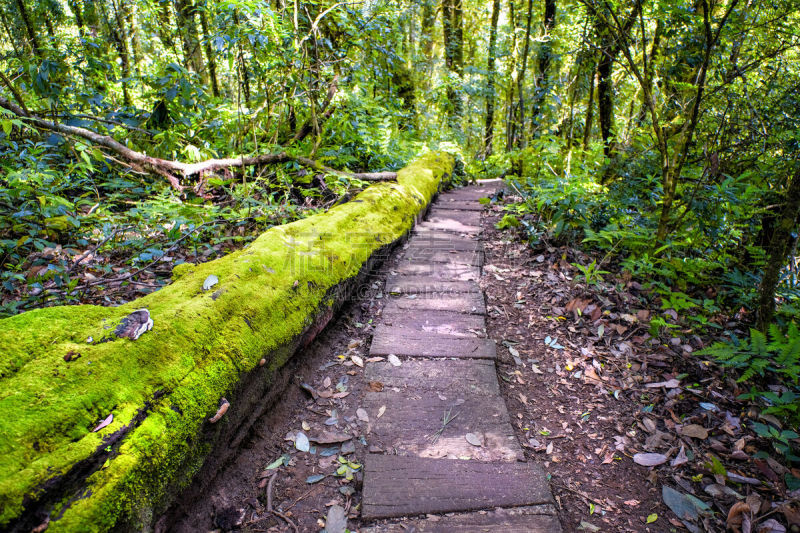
<box><xmin>757</xmin><ymin>167</ymin><xmax>800</xmax><ymax>331</ymax></box>
<box><xmin>175</xmin><ymin>0</ymin><xmax>208</xmax><ymax>84</ymax></box>
<box><xmin>583</xmin><ymin>56</ymin><xmax>597</xmax><ymax>149</ymax></box>
<box><xmin>419</xmin><ymin>0</ymin><xmax>435</xmax><ymax>87</ymax></box>
<box><xmin>442</xmin><ymin>0</ymin><xmax>464</xmax><ymax>129</ymax></box>
<box><xmin>596</xmin><ymin>44</ymin><xmax>614</xmax><ymax>161</ymax></box>
<box><xmin>100</xmin><ymin>0</ymin><xmax>132</xmax><ymax>105</ymax></box>
<box><xmin>122</xmin><ymin>0</ymin><xmax>142</xmax><ymax>68</ymax></box>
<box><xmin>14</xmin><ymin>0</ymin><xmax>42</xmax><ymax>57</ymax></box>
<box><xmin>515</xmin><ymin>0</ymin><xmax>534</xmax><ymax>150</ymax></box>
<box><xmin>530</xmin><ymin>0</ymin><xmax>557</xmax><ymax>138</ymax></box>
<box><xmin>69</xmin><ymin>0</ymin><xmax>86</xmax><ymax>37</ymax></box>
<box><xmin>198</xmin><ymin>1</ymin><xmax>220</xmax><ymax>97</ymax></box>
<box><xmin>0</xmin><ymin>8</ymin><xmax>23</xmax><ymax>57</ymax></box>
<box><xmin>157</xmin><ymin>0</ymin><xmax>175</xmax><ymax>49</ymax></box>
<box><xmin>505</xmin><ymin>0</ymin><xmax>517</xmax><ymax>153</ymax></box>
<box><xmin>483</xmin><ymin>0</ymin><xmax>501</xmax><ymax>156</ymax></box>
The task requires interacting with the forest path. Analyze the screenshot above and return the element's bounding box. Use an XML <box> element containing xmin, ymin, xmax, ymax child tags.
<box><xmin>359</xmin><ymin>182</ymin><xmax>561</xmax><ymax>531</ymax></box>
<box><xmin>167</xmin><ymin>181</ymin><xmax>564</xmax><ymax>533</ymax></box>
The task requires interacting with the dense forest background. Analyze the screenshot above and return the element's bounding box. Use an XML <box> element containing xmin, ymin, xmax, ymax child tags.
<box><xmin>2</xmin><ymin>0</ymin><xmax>800</xmax><ymax>489</ymax></box>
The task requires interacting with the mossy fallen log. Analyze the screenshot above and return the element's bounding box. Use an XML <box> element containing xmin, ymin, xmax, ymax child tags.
<box><xmin>0</xmin><ymin>152</ymin><xmax>453</xmax><ymax>532</ymax></box>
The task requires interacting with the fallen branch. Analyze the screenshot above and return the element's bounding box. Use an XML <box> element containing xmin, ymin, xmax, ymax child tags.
<box><xmin>0</xmin><ymin>95</ymin><xmax>397</xmax><ymax>190</ymax></box>
<box><xmin>266</xmin><ymin>471</ymin><xmax>299</xmax><ymax>533</ymax></box>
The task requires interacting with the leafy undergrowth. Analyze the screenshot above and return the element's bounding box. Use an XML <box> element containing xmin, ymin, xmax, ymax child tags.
<box><xmin>0</xmin><ymin>165</ymin><xmax>373</xmax><ymax>317</ymax></box>
<box><xmin>488</xmin><ymin>193</ymin><xmax>800</xmax><ymax>533</ymax></box>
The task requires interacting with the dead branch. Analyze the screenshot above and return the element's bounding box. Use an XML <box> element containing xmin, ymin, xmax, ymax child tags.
<box><xmin>0</xmin><ymin>95</ymin><xmax>396</xmax><ymax>189</ymax></box>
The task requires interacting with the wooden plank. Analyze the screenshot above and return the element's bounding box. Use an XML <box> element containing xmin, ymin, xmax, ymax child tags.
<box><xmin>362</xmin><ymin>455</ymin><xmax>553</xmax><ymax>519</ymax></box>
<box><xmin>369</xmin><ymin>327</ymin><xmax>496</xmax><ymax>359</ymax></box>
<box><xmin>427</xmin><ymin>208</ymin><xmax>482</xmax><ymax>226</ymax></box>
<box><xmin>385</xmin><ymin>276</ymin><xmax>480</xmax><ymax>295</ymax></box>
<box><xmin>380</xmin><ymin>309</ymin><xmax>485</xmax><ymax>335</ymax></box>
<box><xmin>417</xmin><ymin>219</ymin><xmax>481</xmax><ymax>235</ymax></box>
<box><xmin>439</xmin><ymin>189</ymin><xmax>497</xmax><ymax>202</ymax></box>
<box><xmin>405</xmin><ymin>234</ymin><xmax>482</xmax><ymax>252</ymax></box>
<box><xmin>364</xmin><ymin>359</ymin><xmax>500</xmax><ymax>396</ymax></box>
<box><xmin>361</xmin><ymin>504</ymin><xmax>562</xmax><ymax>533</ymax></box>
<box><xmin>362</xmin><ymin>390</ymin><xmax>523</xmax><ymax>461</ymax></box>
<box><xmin>400</xmin><ymin>248</ymin><xmax>484</xmax><ymax>267</ymax></box>
<box><xmin>393</xmin><ymin>261</ymin><xmax>480</xmax><ymax>281</ymax></box>
<box><xmin>432</xmin><ymin>200</ymin><xmax>485</xmax><ymax>211</ymax></box>
<box><xmin>382</xmin><ymin>293</ymin><xmax>486</xmax><ymax>315</ymax></box>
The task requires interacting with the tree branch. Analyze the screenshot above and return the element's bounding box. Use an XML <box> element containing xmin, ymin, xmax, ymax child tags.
<box><xmin>0</xmin><ymin>95</ymin><xmax>396</xmax><ymax>188</ymax></box>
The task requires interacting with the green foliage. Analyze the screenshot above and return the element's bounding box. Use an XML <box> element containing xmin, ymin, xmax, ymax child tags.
<box><xmin>700</xmin><ymin>324</ymin><xmax>800</xmax><ymax>461</ymax></box>
<box><xmin>571</xmin><ymin>259</ymin><xmax>609</xmax><ymax>288</ymax></box>
<box><xmin>699</xmin><ymin>324</ymin><xmax>800</xmax><ymax>384</ymax></box>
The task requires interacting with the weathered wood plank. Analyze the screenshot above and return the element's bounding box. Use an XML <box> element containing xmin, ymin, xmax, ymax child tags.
<box><xmin>405</xmin><ymin>234</ymin><xmax>482</xmax><ymax>252</ymax></box>
<box><xmin>439</xmin><ymin>190</ymin><xmax>496</xmax><ymax>202</ymax></box>
<box><xmin>362</xmin><ymin>455</ymin><xmax>553</xmax><ymax>519</ymax></box>
<box><xmin>369</xmin><ymin>327</ymin><xmax>496</xmax><ymax>359</ymax></box>
<box><xmin>417</xmin><ymin>219</ymin><xmax>481</xmax><ymax>235</ymax></box>
<box><xmin>400</xmin><ymin>248</ymin><xmax>484</xmax><ymax>267</ymax></box>
<box><xmin>427</xmin><ymin>208</ymin><xmax>482</xmax><ymax>226</ymax></box>
<box><xmin>382</xmin><ymin>293</ymin><xmax>486</xmax><ymax>315</ymax></box>
<box><xmin>364</xmin><ymin>359</ymin><xmax>500</xmax><ymax>396</ymax></box>
<box><xmin>385</xmin><ymin>276</ymin><xmax>481</xmax><ymax>295</ymax></box>
<box><xmin>432</xmin><ymin>200</ymin><xmax>486</xmax><ymax>211</ymax></box>
<box><xmin>361</xmin><ymin>504</ymin><xmax>562</xmax><ymax>533</ymax></box>
<box><xmin>393</xmin><ymin>261</ymin><xmax>480</xmax><ymax>280</ymax></box>
<box><xmin>362</xmin><ymin>390</ymin><xmax>523</xmax><ymax>461</ymax></box>
<box><xmin>379</xmin><ymin>310</ymin><xmax>485</xmax><ymax>335</ymax></box>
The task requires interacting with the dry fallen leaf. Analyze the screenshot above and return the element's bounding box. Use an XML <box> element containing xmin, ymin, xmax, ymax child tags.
<box><xmin>377</xmin><ymin>405</ymin><xmax>386</xmax><ymax>418</ymax></box>
<box><xmin>680</xmin><ymin>424</ymin><xmax>709</xmax><ymax>440</ymax></box>
<box><xmin>633</xmin><ymin>453</ymin><xmax>668</xmax><ymax>467</ymax></box>
<box><xmin>351</xmin><ymin>355</ymin><xmax>364</xmax><ymax>368</ymax></box>
<box><xmin>92</xmin><ymin>413</ymin><xmax>113</xmax><ymax>433</ymax></box>
<box><xmin>645</xmin><ymin>379</ymin><xmax>681</xmax><ymax>389</ymax></box>
<box><xmin>727</xmin><ymin>501</ymin><xmax>752</xmax><ymax>532</ymax></box>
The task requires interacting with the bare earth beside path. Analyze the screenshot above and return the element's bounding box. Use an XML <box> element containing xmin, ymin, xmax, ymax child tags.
<box><xmin>166</xmin><ymin>183</ymin><xmax>684</xmax><ymax>532</ymax></box>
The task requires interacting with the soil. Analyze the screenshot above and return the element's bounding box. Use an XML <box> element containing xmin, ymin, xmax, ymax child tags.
<box><xmin>480</xmin><ymin>207</ymin><xmax>671</xmax><ymax>532</ymax></box>
<box><xmin>165</xmin><ymin>188</ymin><xmax>798</xmax><ymax>533</ymax></box>
<box><xmin>165</xmin><ymin>194</ymin><xmax>671</xmax><ymax>533</ymax></box>
<box><xmin>166</xmin><ymin>240</ymin><xmax>401</xmax><ymax>532</ymax></box>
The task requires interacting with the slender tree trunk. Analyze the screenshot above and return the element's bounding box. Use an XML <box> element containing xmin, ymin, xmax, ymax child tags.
<box><xmin>43</xmin><ymin>10</ymin><xmax>56</xmax><ymax>37</ymax></box>
<box><xmin>175</xmin><ymin>0</ymin><xmax>208</xmax><ymax>84</ymax></box>
<box><xmin>231</xmin><ymin>10</ymin><xmax>251</xmax><ymax>104</ymax></box>
<box><xmin>583</xmin><ymin>57</ymin><xmax>596</xmax><ymax>149</ymax></box>
<box><xmin>596</xmin><ymin>43</ymin><xmax>614</xmax><ymax>160</ymax></box>
<box><xmin>419</xmin><ymin>0</ymin><xmax>435</xmax><ymax>83</ymax></box>
<box><xmin>484</xmin><ymin>0</ymin><xmax>501</xmax><ymax>156</ymax></box>
<box><xmin>68</xmin><ymin>0</ymin><xmax>85</xmax><ymax>36</ymax></box>
<box><xmin>157</xmin><ymin>0</ymin><xmax>175</xmax><ymax>48</ymax></box>
<box><xmin>0</xmin><ymin>9</ymin><xmax>23</xmax><ymax>57</ymax></box>
<box><xmin>515</xmin><ymin>0</ymin><xmax>533</xmax><ymax>149</ymax></box>
<box><xmin>123</xmin><ymin>0</ymin><xmax>142</xmax><ymax>67</ymax></box>
<box><xmin>757</xmin><ymin>167</ymin><xmax>800</xmax><ymax>331</ymax></box>
<box><xmin>531</xmin><ymin>0</ymin><xmax>557</xmax><ymax>138</ymax></box>
<box><xmin>100</xmin><ymin>0</ymin><xmax>132</xmax><ymax>105</ymax></box>
<box><xmin>510</xmin><ymin>0</ymin><xmax>533</xmax><ymax>176</ymax></box>
<box><xmin>14</xmin><ymin>0</ymin><xmax>42</xmax><ymax>56</ymax></box>
<box><xmin>442</xmin><ymin>0</ymin><xmax>464</xmax><ymax>128</ymax></box>
<box><xmin>505</xmin><ymin>0</ymin><xmax>517</xmax><ymax>152</ymax></box>
<box><xmin>198</xmin><ymin>1</ymin><xmax>220</xmax><ymax>97</ymax></box>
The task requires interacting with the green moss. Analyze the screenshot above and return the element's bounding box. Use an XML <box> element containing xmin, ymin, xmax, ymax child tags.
<box><xmin>0</xmin><ymin>152</ymin><xmax>452</xmax><ymax>531</ymax></box>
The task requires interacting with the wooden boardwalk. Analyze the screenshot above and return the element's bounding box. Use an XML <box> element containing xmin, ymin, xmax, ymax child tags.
<box><xmin>360</xmin><ymin>182</ymin><xmax>561</xmax><ymax>531</ymax></box>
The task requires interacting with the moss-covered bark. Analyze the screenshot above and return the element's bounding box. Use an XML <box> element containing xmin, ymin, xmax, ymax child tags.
<box><xmin>0</xmin><ymin>152</ymin><xmax>453</xmax><ymax>532</ymax></box>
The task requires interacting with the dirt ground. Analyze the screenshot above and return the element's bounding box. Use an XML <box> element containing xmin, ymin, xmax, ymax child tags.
<box><xmin>167</xmin><ymin>243</ymin><xmax>398</xmax><ymax>532</ymax></box>
<box><xmin>165</xmin><ymin>189</ymin><xmax>794</xmax><ymax>533</ymax></box>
